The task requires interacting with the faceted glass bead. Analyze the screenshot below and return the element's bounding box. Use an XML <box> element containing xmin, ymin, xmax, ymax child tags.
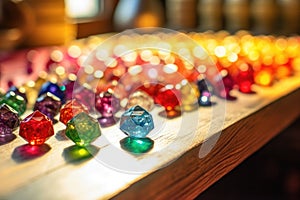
<box><xmin>19</xmin><ymin>111</ymin><xmax>54</xmax><ymax>145</ymax></box>
<box><xmin>34</xmin><ymin>92</ymin><xmax>62</xmax><ymax>121</ymax></box>
<box><xmin>236</xmin><ymin>70</ymin><xmax>254</xmax><ymax>93</ymax></box>
<box><xmin>180</xmin><ymin>82</ymin><xmax>199</xmax><ymax>111</ymax></box>
<box><xmin>215</xmin><ymin>71</ymin><xmax>237</xmax><ymax>100</ymax></box>
<box><xmin>0</xmin><ymin>124</ymin><xmax>13</xmax><ymax>137</ymax></box>
<box><xmin>120</xmin><ymin>137</ymin><xmax>154</xmax><ymax>154</ymax></box>
<box><xmin>126</xmin><ymin>90</ymin><xmax>154</xmax><ymax>111</ymax></box>
<box><xmin>8</xmin><ymin>86</ymin><xmax>28</xmax><ymax>103</ymax></box>
<box><xmin>155</xmin><ymin>88</ymin><xmax>181</xmax><ymax>118</ymax></box>
<box><xmin>120</xmin><ymin>105</ymin><xmax>154</xmax><ymax>138</ymax></box>
<box><xmin>197</xmin><ymin>79</ymin><xmax>214</xmax><ymax>106</ymax></box>
<box><xmin>63</xmin><ymin>79</ymin><xmax>75</xmax><ymax>101</ymax></box>
<box><xmin>73</xmin><ymin>84</ymin><xmax>95</xmax><ymax>111</ymax></box>
<box><xmin>235</xmin><ymin>64</ymin><xmax>255</xmax><ymax>93</ymax></box>
<box><xmin>139</xmin><ymin>83</ymin><xmax>164</xmax><ymax>98</ymax></box>
<box><xmin>0</xmin><ymin>104</ymin><xmax>20</xmax><ymax>130</ymax></box>
<box><xmin>0</xmin><ymin>91</ymin><xmax>26</xmax><ymax>115</ymax></box>
<box><xmin>38</xmin><ymin>81</ymin><xmax>66</xmax><ymax>104</ymax></box>
<box><xmin>59</xmin><ymin>99</ymin><xmax>88</xmax><ymax>125</ymax></box>
<box><xmin>95</xmin><ymin>91</ymin><xmax>120</xmax><ymax>117</ymax></box>
<box><xmin>66</xmin><ymin>112</ymin><xmax>101</xmax><ymax>147</ymax></box>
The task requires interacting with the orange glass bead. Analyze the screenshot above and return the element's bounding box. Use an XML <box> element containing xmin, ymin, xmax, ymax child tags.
<box><xmin>59</xmin><ymin>99</ymin><xmax>88</xmax><ymax>125</ymax></box>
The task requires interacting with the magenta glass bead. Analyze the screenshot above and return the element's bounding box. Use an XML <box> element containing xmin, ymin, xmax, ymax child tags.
<box><xmin>34</xmin><ymin>92</ymin><xmax>62</xmax><ymax>121</ymax></box>
<box><xmin>95</xmin><ymin>91</ymin><xmax>120</xmax><ymax>118</ymax></box>
<box><xmin>215</xmin><ymin>70</ymin><xmax>237</xmax><ymax>101</ymax></box>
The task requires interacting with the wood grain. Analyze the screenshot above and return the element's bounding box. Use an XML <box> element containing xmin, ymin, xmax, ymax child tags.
<box><xmin>0</xmin><ymin>74</ymin><xmax>299</xmax><ymax>200</ymax></box>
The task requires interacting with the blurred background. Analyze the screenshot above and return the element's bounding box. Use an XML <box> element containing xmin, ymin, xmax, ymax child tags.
<box><xmin>1</xmin><ymin>0</ymin><xmax>300</xmax><ymax>50</ymax></box>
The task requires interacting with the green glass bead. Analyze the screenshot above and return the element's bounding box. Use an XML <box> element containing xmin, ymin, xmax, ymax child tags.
<box><xmin>1</xmin><ymin>91</ymin><xmax>26</xmax><ymax>115</ymax></box>
<box><xmin>120</xmin><ymin>137</ymin><xmax>154</xmax><ymax>154</ymax></box>
<box><xmin>65</xmin><ymin>112</ymin><xmax>101</xmax><ymax>147</ymax></box>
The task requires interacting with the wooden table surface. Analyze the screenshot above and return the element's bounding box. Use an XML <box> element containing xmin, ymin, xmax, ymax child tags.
<box><xmin>0</xmin><ymin>74</ymin><xmax>300</xmax><ymax>200</ymax></box>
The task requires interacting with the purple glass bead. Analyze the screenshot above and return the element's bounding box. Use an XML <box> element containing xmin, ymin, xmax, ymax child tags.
<box><xmin>95</xmin><ymin>91</ymin><xmax>120</xmax><ymax>118</ymax></box>
<box><xmin>0</xmin><ymin>123</ymin><xmax>13</xmax><ymax>136</ymax></box>
<box><xmin>8</xmin><ymin>86</ymin><xmax>28</xmax><ymax>103</ymax></box>
<box><xmin>63</xmin><ymin>79</ymin><xmax>75</xmax><ymax>101</ymax></box>
<box><xmin>73</xmin><ymin>85</ymin><xmax>95</xmax><ymax>111</ymax></box>
<box><xmin>34</xmin><ymin>92</ymin><xmax>62</xmax><ymax>121</ymax></box>
<box><xmin>39</xmin><ymin>82</ymin><xmax>66</xmax><ymax>104</ymax></box>
<box><xmin>0</xmin><ymin>103</ymin><xmax>20</xmax><ymax>130</ymax></box>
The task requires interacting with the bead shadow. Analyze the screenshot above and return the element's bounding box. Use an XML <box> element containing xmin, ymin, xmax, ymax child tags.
<box><xmin>55</xmin><ymin>129</ymin><xmax>69</xmax><ymax>141</ymax></box>
<box><xmin>63</xmin><ymin>145</ymin><xmax>99</xmax><ymax>164</ymax></box>
<box><xmin>0</xmin><ymin>134</ymin><xmax>16</xmax><ymax>145</ymax></box>
<box><xmin>12</xmin><ymin>144</ymin><xmax>51</xmax><ymax>163</ymax></box>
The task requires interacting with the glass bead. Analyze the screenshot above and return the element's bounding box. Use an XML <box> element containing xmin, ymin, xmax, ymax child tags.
<box><xmin>120</xmin><ymin>137</ymin><xmax>154</xmax><ymax>154</ymax></box>
<box><xmin>154</xmin><ymin>88</ymin><xmax>181</xmax><ymax>118</ymax></box>
<box><xmin>63</xmin><ymin>79</ymin><xmax>75</xmax><ymax>101</ymax></box>
<box><xmin>139</xmin><ymin>83</ymin><xmax>164</xmax><ymax>98</ymax></box>
<box><xmin>34</xmin><ymin>92</ymin><xmax>62</xmax><ymax>122</ymax></box>
<box><xmin>73</xmin><ymin>84</ymin><xmax>95</xmax><ymax>111</ymax></box>
<box><xmin>0</xmin><ymin>91</ymin><xmax>26</xmax><ymax>115</ymax></box>
<box><xmin>215</xmin><ymin>71</ymin><xmax>237</xmax><ymax>100</ymax></box>
<box><xmin>95</xmin><ymin>91</ymin><xmax>120</xmax><ymax>118</ymax></box>
<box><xmin>120</xmin><ymin>105</ymin><xmax>154</xmax><ymax>138</ymax></box>
<box><xmin>19</xmin><ymin>111</ymin><xmax>54</xmax><ymax>145</ymax></box>
<box><xmin>180</xmin><ymin>82</ymin><xmax>199</xmax><ymax>111</ymax></box>
<box><xmin>8</xmin><ymin>86</ymin><xmax>28</xmax><ymax>103</ymax></box>
<box><xmin>38</xmin><ymin>81</ymin><xmax>66</xmax><ymax>104</ymax></box>
<box><xmin>59</xmin><ymin>99</ymin><xmax>88</xmax><ymax>125</ymax></box>
<box><xmin>66</xmin><ymin>112</ymin><xmax>101</xmax><ymax>147</ymax></box>
<box><xmin>0</xmin><ymin>104</ymin><xmax>20</xmax><ymax>130</ymax></box>
<box><xmin>236</xmin><ymin>70</ymin><xmax>255</xmax><ymax>93</ymax></box>
<box><xmin>126</xmin><ymin>90</ymin><xmax>154</xmax><ymax>111</ymax></box>
<box><xmin>197</xmin><ymin>79</ymin><xmax>214</xmax><ymax>106</ymax></box>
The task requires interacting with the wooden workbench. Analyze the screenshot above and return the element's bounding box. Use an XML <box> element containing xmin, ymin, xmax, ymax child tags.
<box><xmin>0</xmin><ymin>74</ymin><xmax>299</xmax><ymax>200</ymax></box>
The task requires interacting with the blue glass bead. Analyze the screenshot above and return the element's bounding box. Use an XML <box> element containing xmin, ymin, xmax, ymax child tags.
<box><xmin>120</xmin><ymin>105</ymin><xmax>154</xmax><ymax>138</ymax></box>
<box><xmin>38</xmin><ymin>82</ymin><xmax>66</xmax><ymax>104</ymax></box>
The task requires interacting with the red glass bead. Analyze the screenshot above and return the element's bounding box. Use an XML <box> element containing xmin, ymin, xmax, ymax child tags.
<box><xmin>235</xmin><ymin>63</ymin><xmax>255</xmax><ymax>93</ymax></box>
<box><xmin>139</xmin><ymin>83</ymin><xmax>164</xmax><ymax>98</ymax></box>
<box><xmin>155</xmin><ymin>88</ymin><xmax>181</xmax><ymax>118</ymax></box>
<box><xmin>59</xmin><ymin>99</ymin><xmax>88</xmax><ymax>125</ymax></box>
<box><xmin>19</xmin><ymin>111</ymin><xmax>54</xmax><ymax>145</ymax></box>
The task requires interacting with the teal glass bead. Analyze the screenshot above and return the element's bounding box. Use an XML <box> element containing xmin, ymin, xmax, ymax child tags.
<box><xmin>65</xmin><ymin>112</ymin><xmax>101</xmax><ymax>147</ymax></box>
<box><xmin>120</xmin><ymin>137</ymin><xmax>154</xmax><ymax>154</ymax></box>
<box><xmin>1</xmin><ymin>91</ymin><xmax>26</xmax><ymax>115</ymax></box>
<box><xmin>120</xmin><ymin>105</ymin><xmax>154</xmax><ymax>138</ymax></box>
